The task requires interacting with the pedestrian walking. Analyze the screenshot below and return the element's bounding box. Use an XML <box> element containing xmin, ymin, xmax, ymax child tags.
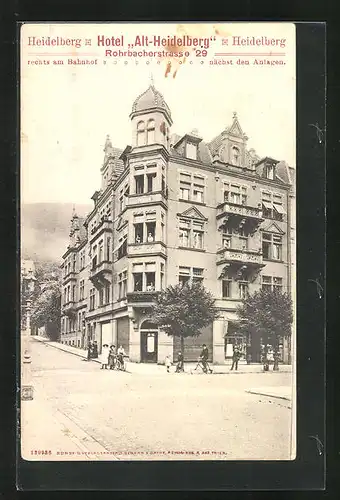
<box><xmin>117</xmin><ymin>345</ymin><xmax>126</xmax><ymax>370</ymax></box>
<box><xmin>100</xmin><ymin>344</ymin><xmax>110</xmax><ymax>369</ymax></box>
<box><xmin>230</xmin><ymin>346</ymin><xmax>241</xmax><ymax>371</ymax></box>
<box><xmin>200</xmin><ymin>344</ymin><xmax>209</xmax><ymax>373</ymax></box>
<box><xmin>165</xmin><ymin>355</ymin><xmax>172</xmax><ymax>373</ymax></box>
<box><xmin>87</xmin><ymin>340</ymin><xmax>93</xmax><ymax>361</ymax></box>
<box><xmin>92</xmin><ymin>340</ymin><xmax>98</xmax><ymax>359</ymax></box>
<box><xmin>108</xmin><ymin>345</ymin><xmax>116</xmax><ymax>370</ymax></box>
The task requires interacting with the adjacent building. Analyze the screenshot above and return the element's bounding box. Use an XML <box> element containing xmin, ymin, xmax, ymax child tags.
<box><xmin>60</xmin><ymin>83</ymin><xmax>295</xmax><ymax>364</ymax></box>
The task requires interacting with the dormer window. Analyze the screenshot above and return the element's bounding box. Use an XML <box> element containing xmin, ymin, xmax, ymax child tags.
<box><xmin>266</xmin><ymin>163</ymin><xmax>275</xmax><ymax>180</ymax></box>
<box><xmin>231</xmin><ymin>146</ymin><xmax>240</xmax><ymax>166</ymax></box>
<box><xmin>186</xmin><ymin>142</ymin><xmax>197</xmax><ymax>160</ymax></box>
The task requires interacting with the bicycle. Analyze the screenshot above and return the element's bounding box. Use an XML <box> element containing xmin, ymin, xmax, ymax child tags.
<box><xmin>192</xmin><ymin>357</ymin><xmax>213</xmax><ymax>374</ymax></box>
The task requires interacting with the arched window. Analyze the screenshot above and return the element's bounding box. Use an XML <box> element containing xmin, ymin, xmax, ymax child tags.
<box><xmin>146</xmin><ymin>119</ymin><xmax>155</xmax><ymax>144</ymax></box>
<box><xmin>137</xmin><ymin>121</ymin><xmax>146</xmax><ymax>146</ymax></box>
<box><xmin>232</xmin><ymin>146</ymin><xmax>240</xmax><ymax>165</ymax></box>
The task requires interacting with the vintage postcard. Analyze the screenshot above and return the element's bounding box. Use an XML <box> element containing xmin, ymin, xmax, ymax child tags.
<box><xmin>20</xmin><ymin>22</ymin><xmax>296</xmax><ymax>462</ymax></box>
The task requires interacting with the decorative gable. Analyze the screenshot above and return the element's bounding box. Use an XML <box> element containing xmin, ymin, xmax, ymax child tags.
<box><xmin>177</xmin><ymin>206</ymin><xmax>207</xmax><ymax>220</ymax></box>
<box><xmin>261</xmin><ymin>221</ymin><xmax>285</xmax><ymax>234</ymax></box>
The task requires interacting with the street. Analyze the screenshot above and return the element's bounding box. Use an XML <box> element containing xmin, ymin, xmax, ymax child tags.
<box><xmin>21</xmin><ymin>338</ymin><xmax>294</xmax><ymax>461</ymax></box>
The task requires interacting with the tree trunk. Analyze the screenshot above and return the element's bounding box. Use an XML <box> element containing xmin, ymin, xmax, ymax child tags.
<box><xmin>273</xmin><ymin>339</ymin><xmax>280</xmax><ymax>371</ymax></box>
<box><xmin>180</xmin><ymin>336</ymin><xmax>184</xmax><ymax>357</ymax></box>
<box><xmin>263</xmin><ymin>342</ymin><xmax>269</xmax><ymax>371</ymax></box>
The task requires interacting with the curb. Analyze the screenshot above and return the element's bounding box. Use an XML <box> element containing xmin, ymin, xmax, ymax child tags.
<box><xmin>246</xmin><ymin>390</ymin><xmax>291</xmax><ymax>401</ymax></box>
<box><xmin>31</xmin><ymin>338</ymin><xmax>292</xmax><ymax>375</ymax></box>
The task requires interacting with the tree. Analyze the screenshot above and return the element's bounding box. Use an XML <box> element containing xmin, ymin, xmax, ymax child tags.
<box><xmin>31</xmin><ymin>282</ymin><xmax>61</xmax><ymax>341</ymax></box>
<box><xmin>236</xmin><ymin>288</ymin><xmax>293</xmax><ymax>371</ymax></box>
<box><xmin>151</xmin><ymin>281</ymin><xmax>218</xmax><ymax>359</ymax></box>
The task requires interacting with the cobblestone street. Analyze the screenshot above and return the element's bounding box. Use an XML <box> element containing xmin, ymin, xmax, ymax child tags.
<box><xmin>21</xmin><ymin>338</ymin><xmax>294</xmax><ymax>461</ymax></box>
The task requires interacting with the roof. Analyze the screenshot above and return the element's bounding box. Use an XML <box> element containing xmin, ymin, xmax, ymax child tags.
<box><xmin>131</xmin><ymin>84</ymin><xmax>171</xmax><ymax>118</ymax></box>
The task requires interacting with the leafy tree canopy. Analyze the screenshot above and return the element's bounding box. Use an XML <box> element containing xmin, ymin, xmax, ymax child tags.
<box><xmin>31</xmin><ymin>281</ymin><xmax>61</xmax><ymax>330</ymax></box>
<box><xmin>236</xmin><ymin>288</ymin><xmax>293</xmax><ymax>346</ymax></box>
<box><xmin>151</xmin><ymin>282</ymin><xmax>218</xmax><ymax>339</ymax></box>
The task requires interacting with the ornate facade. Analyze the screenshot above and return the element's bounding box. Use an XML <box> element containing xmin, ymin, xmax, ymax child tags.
<box><xmin>60</xmin><ymin>84</ymin><xmax>295</xmax><ymax>364</ymax></box>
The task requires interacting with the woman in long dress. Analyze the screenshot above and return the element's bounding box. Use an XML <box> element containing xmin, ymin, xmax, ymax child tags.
<box><xmin>100</xmin><ymin>344</ymin><xmax>110</xmax><ymax>369</ymax></box>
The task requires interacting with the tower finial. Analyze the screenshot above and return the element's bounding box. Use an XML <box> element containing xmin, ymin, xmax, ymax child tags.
<box><xmin>233</xmin><ymin>111</ymin><xmax>237</xmax><ymax>119</ymax></box>
<box><xmin>72</xmin><ymin>205</ymin><xmax>76</xmax><ymax>217</ymax></box>
<box><xmin>150</xmin><ymin>73</ymin><xmax>154</xmax><ymax>87</ymax></box>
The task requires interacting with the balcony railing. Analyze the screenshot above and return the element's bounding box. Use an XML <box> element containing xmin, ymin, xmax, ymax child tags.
<box><xmin>217</xmin><ymin>248</ymin><xmax>263</xmax><ymax>266</ymax></box>
<box><xmin>217</xmin><ymin>201</ymin><xmax>263</xmax><ymax>219</ymax></box>
<box><xmin>126</xmin><ymin>191</ymin><xmax>168</xmax><ymax>208</ymax></box>
<box><xmin>127</xmin><ymin>291</ymin><xmax>160</xmax><ymax>304</ymax></box>
<box><xmin>62</xmin><ymin>271</ymin><xmax>77</xmax><ymax>283</ymax></box>
<box><xmin>128</xmin><ymin>241</ymin><xmax>167</xmax><ymax>257</ymax></box>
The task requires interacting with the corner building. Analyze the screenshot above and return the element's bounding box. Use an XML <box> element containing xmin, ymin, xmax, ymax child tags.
<box><xmin>60</xmin><ymin>84</ymin><xmax>295</xmax><ymax>364</ymax></box>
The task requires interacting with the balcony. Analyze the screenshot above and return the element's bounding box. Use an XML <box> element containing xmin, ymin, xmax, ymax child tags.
<box><xmin>128</xmin><ymin>241</ymin><xmax>167</xmax><ymax>258</ymax></box>
<box><xmin>217</xmin><ymin>248</ymin><xmax>264</xmax><ymax>267</ymax></box>
<box><xmin>62</xmin><ymin>271</ymin><xmax>77</xmax><ymax>284</ymax></box>
<box><xmin>216</xmin><ymin>202</ymin><xmax>264</xmax><ymax>232</ymax></box>
<box><xmin>62</xmin><ymin>301</ymin><xmax>77</xmax><ymax>317</ymax></box>
<box><xmin>90</xmin><ymin>217</ymin><xmax>113</xmax><ymax>243</ymax></box>
<box><xmin>127</xmin><ymin>291</ymin><xmax>160</xmax><ymax>306</ymax></box>
<box><xmin>89</xmin><ymin>260</ymin><xmax>112</xmax><ymax>287</ymax></box>
<box><xmin>126</xmin><ymin>191</ymin><xmax>168</xmax><ymax>209</ymax></box>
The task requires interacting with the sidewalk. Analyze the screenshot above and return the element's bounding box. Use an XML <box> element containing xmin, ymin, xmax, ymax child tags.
<box><xmin>20</xmin><ymin>382</ymin><xmax>117</xmax><ymax>461</ymax></box>
<box><xmin>31</xmin><ymin>336</ymin><xmax>292</xmax><ymax>375</ymax></box>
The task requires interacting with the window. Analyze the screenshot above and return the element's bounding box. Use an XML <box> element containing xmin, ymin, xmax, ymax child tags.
<box><xmin>222</xmin><ymin>231</ymin><xmax>231</xmax><ymax>248</ymax></box>
<box><xmin>99</xmin><ymin>240</ymin><xmax>103</xmax><ymax>263</ymax></box>
<box><xmin>106</xmin><ymin>237</ymin><xmax>111</xmax><ymax>261</ymax></box>
<box><xmin>192</xmin><ymin>268</ymin><xmax>204</xmax><ymax>283</ymax></box>
<box><xmin>134</xmin><ymin>223</ymin><xmax>144</xmax><ymax>243</ymax></box>
<box><xmin>133</xmin><ymin>273</ymin><xmax>143</xmax><ymax>292</ymax></box>
<box><xmin>135</xmin><ymin>175</ymin><xmax>144</xmax><ymax>194</ymax></box>
<box><xmin>179</xmin><ymin>172</ymin><xmax>205</xmax><ymax>202</ymax></box>
<box><xmin>179</xmin><ymin>266</ymin><xmax>204</xmax><ymax>285</ymax></box>
<box><xmin>80</xmin><ymin>250</ymin><xmax>85</xmax><ymax>270</ymax></box>
<box><xmin>146</xmin><ymin>273</ymin><xmax>155</xmax><ymax>291</ymax></box>
<box><xmin>262</xmin><ymin>233</ymin><xmax>283</xmax><ymax>261</ymax></box>
<box><xmin>224</xmin><ymin>183</ymin><xmax>247</xmax><ymax>205</ymax></box>
<box><xmin>118</xmin><ymin>271</ymin><xmax>127</xmax><ymax>299</ymax></box>
<box><xmin>147</xmin><ymin>173</ymin><xmax>156</xmax><ymax>193</ymax></box>
<box><xmin>72</xmin><ymin>254</ymin><xmax>77</xmax><ymax>272</ymax></box>
<box><xmin>266</xmin><ymin>163</ymin><xmax>275</xmax><ymax>180</ymax></box>
<box><xmin>186</xmin><ymin>142</ymin><xmax>197</xmax><ymax>160</ymax></box>
<box><xmin>137</xmin><ymin>121</ymin><xmax>146</xmax><ymax>146</ymax></box>
<box><xmin>262</xmin><ymin>275</ymin><xmax>283</xmax><ymax>292</ymax></box>
<box><xmin>89</xmin><ymin>288</ymin><xmax>96</xmax><ymax>310</ymax></box>
<box><xmin>238</xmin><ymin>227</ymin><xmax>248</xmax><ymax>250</ymax></box>
<box><xmin>105</xmin><ymin>284</ymin><xmax>110</xmax><ymax>304</ymax></box>
<box><xmin>179</xmin><ymin>228</ymin><xmax>189</xmax><ymax>247</ymax></box>
<box><xmin>79</xmin><ymin>280</ymin><xmax>85</xmax><ymax>301</ymax></box>
<box><xmin>222</xmin><ymin>278</ymin><xmax>231</xmax><ymax>298</ymax></box>
<box><xmin>117</xmin><ymin>235</ymin><xmax>127</xmax><ymax>260</ymax></box>
<box><xmin>239</xmin><ymin>282</ymin><xmax>249</xmax><ymax>299</ymax></box>
<box><xmin>160</xmin><ymin>263</ymin><xmax>165</xmax><ymax>289</ymax></box>
<box><xmin>92</xmin><ymin>245</ymin><xmax>97</xmax><ymax>269</ymax></box>
<box><xmin>178</xmin><ymin>218</ymin><xmax>204</xmax><ymax>250</ymax></box>
<box><xmin>146</xmin><ymin>222</ymin><xmax>155</xmax><ymax>242</ymax></box>
<box><xmin>147</xmin><ymin>119</ymin><xmax>155</xmax><ymax>144</ymax></box>
<box><xmin>231</xmin><ymin>146</ymin><xmax>240</xmax><ymax>166</ymax></box>
<box><xmin>262</xmin><ymin>191</ymin><xmax>285</xmax><ymax>220</ymax></box>
<box><xmin>134</xmin><ymin>215</ymin><xmax>157</xmax><ymax>244</ymax></box>
<box><xmin>99</xmin><ymin>288</ymin><xmax>104</xmax><ymax>307</ymax></box>
<box><xmin>179</xmin><ymin>266</ymin><xmax>191</xmax><ymax>285</ymax></box>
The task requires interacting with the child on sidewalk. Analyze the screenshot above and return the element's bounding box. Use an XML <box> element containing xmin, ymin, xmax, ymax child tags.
<box><xmin>165</xmin><ymin>355</ymin><xmax>172</xmax><ymax>373</ymax></box>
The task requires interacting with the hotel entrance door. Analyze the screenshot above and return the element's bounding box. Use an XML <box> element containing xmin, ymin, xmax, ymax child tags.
<box><xmin>140</xmin><ymin>321</ymin><xmax>158</xmax><ymax>363</ymax></box>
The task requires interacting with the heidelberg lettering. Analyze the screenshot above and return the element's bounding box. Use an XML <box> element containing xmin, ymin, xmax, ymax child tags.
<box><xmin>97</xmin><ymin>35</ymin><xmax>124</xmax><ymax>46</ymax></box>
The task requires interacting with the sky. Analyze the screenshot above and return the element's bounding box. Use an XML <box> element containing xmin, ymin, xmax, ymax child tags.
<box><xmin>21</xmin><ymin>22</ymin><xmax>296</xmax><ymax>205</ymax></box>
